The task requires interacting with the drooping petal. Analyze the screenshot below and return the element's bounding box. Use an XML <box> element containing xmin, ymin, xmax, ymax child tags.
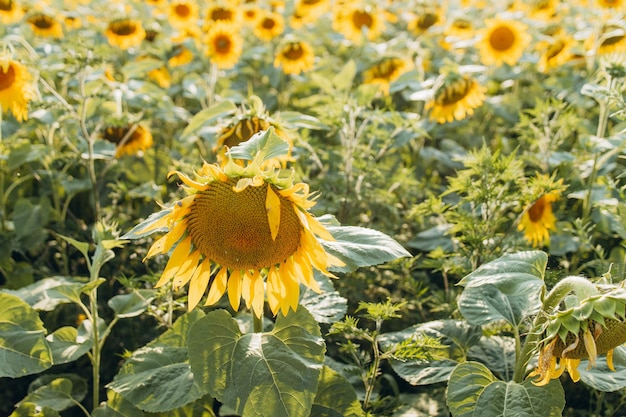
<box><xmin>241</xmin><ymin>270</ymin><xmax>252</xmax><ymax>309</ymax></box>
<box><xmin>205</xmin><ymin>267</ymin><xmax>228</xmax><ymax>306</ymax></box>
<box><xmin>582</xmin><ymin>329</ymin><xmax>598</xmax><ymax>368</ymax></box>
<box><xmin>155</xmin><ymin>236</ymin><xmax>192</xmax><ymax>287</ymax></box>
<box><xmin>251</xmin><ymin>269</ymin><xmax>265</xmax><ymax>318</ymax></box>
<box><xmin>228</xmin><ymin>269</ymin><xmax>242</xmax><ymax>311</ymax></box>
<box><xmin>266</xmin><ymin>185</ymin><xmax>281</xmax><ymax>241</ymax></box>
<box><xmin>168</xmin><ymin>170</ymin><xmax>209</xmax><ymax>191</ymax></box>
<box><xmin>187</xmin><ymin>258</ymin><xmax>212</xmax><ymax>310</ymax></box>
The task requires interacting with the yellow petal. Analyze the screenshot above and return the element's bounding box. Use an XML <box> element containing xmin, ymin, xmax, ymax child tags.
<box><xmin>267</xmin><ymin>267</ymin><xmax>281</xmax><ymax>315</ymax></box>
<box><xmin>172</xmin><ymin>250</ymin><xmax>201</xmax><ymax>290</ymax></box>
<box><xmin>187</xmin><ymin>258</ymin><xmax>212</xmax><ymax>311</ymax></box>
<box><xmin>251</xmin><ymin>270</ymin><xmax>265</xmax><ymax>318</ymax></box>
<box><xmin>607</xmin><ymin>349</ymin><xmax>615</xmax><ymax>371</ymax></box>
<box><xmin>145</xmin><ymin>234</ymin><xmax>168</xmax><ymax>259</ymax></box>
<box><xmin>241</xmin><ymin>270</ymin><xmax>252</xmax><ymax>309</ymax></box>
<box><xmin>228</xmin><ymin>269</ymin><xmax>242</xmax><ymax>311</ymax></box>
<box><xmin>566</xmin><ymin>358</ymin><xmax>581</xmax><ymax>382</ymax></box>
<box><xmin>205</xmin><ymin>267</ymin><xmax>228</xmax><ymax>306</ymax></box>
<box><xmin>168</xmin><ymin>170</ymin><xmax>209</xmax><ymax>190</ymax></box>
<box><xmin>582</xmin><ymin>329</ymin><xmax>597</xmax><ymax>368</ymax></box>
<box><xmin>302</xmin><ymin>211</ymin><xmax>334</xmax><ymax>241</ymax></box>
<box><xmin>155</xmin><ymin>236</ymin><xmax>192</xmax><ymax>287</ymax></box>
<box><xmin>135</xmin><ymin>210</ymin><xmax>173</xmax><ymax>236</ymax></box>
<box><xmin>266</xmin><ymin>185</ymin><xmax>281</xmax><ymax>241</ymax></box>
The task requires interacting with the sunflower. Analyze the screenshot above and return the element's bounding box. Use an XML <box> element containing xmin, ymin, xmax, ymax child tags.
<box><xmin>332</xmin><ymin>4</ymin><xmax>385</xmax><ymax>43</ymax></box>
<box><xmin>134</xmin><ymin>155</ymin><xmax>343</xmax><ymax>317</ymax></box>
<box><xmin>589</xmin><ymin>24</ymin><xmax>626</xmax><ymax>55</ymax></box>
<box><xmin>105</xmin><ymin>18</ymin><xmax>146</xmax><ymax>50</ymax></box>
<box><xmin>444</xmin><ymin>17</ymin><xmax>474</xmax><ymax>40</ymax></box>
<box><xmin>530</xmin><ymin>290</ymin><xmax>626</xmax><ymax>386</ymax></box>
<box><xmin>407</xmin><ymin>8</ymin><xmax>443</xmax><ymax>35</ymax></box>
<box><xmin>102</xmin><ymin>123</ymin><xmax>153</xmax><ymax>158</ymax></box>
<box><xmin>242</xmin><ymin>4</ymin><xmax>261</xmax><ymax>25</ymax></box>
<box><xmin>168</xmin><ymin>0</ymin><xmax>198</xmax><ymax>30</ymax></box>
<box><xmin>294</xmin><ymin>0</ymin><xmax>330</xmax><ymax>21</ymax></box>
<box><xmin>168</xmin><ymin>44</ymin><xmax>194</xmax><ymax>67</ymax></box>
<box><xmin>214</xmin><ymin>115</ymin><xmax>294</xmax><ymax>167</ymax></box>
<box><xmin>26</xmin><ymin>12</ymin><xmax>64</xmax><ymax>38</ymax></box>
<box><xmin>0</xmin><ymin>0</ymin><xmax>24</xmax><ymax>24</ymax></box>
<box><xmin>253</xmin><ymin>10</ymin><xmax>285</xmax><ymax>42</ymax></box>
<box><xmin>425</xmin><ymin>72</ymin><xmax>487</xmax><ymax>124</ymax></box>
<box><xmin>274</xmin><ymin>39</ymin><xmax>315</xmax><ymax>75</ymax></box>
<box><xmin>362</xmin><ymin>57</ymin><xmax>412</xmax><ymax>95</ymax></box>
<box><xmin>0</xmin><ymin>58</ymin><xmax>35</xmax><ymax>122</ymax></box>
<box><xmin>477</xmin><ymin>18</ymin><xmax>531</xmax><ymax>66</ymax></box>
<box><xmin>596</xmin><ymin>0</ymin><xmax>625</xmax><ymax>9</ymax></box>
<box><xmin>518</xmin><ymin>192</ymin><xmax>558</xmax><ymax>247</ymax></box>
<box><xmin>519</xmin><ymin>0</ymin><xmax>559</xmax><ymax>21</ymax></box>
<box><xmin>204</xmin><ymin>22</ymin><xmax>243</xmax><ymax>69</ymax></box>
<box><xmin>536</xmin><ymin>35</ymin><xmax>574</xmax><ymax>73</ymax></box>
<box><xmin>204</xmin><ymin>3</ymin><xmax>242</xmax><ymax>30</ymax></box>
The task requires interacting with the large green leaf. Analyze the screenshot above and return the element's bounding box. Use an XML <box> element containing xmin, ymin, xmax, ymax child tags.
<box><xmin>311</xmin><ymin>366</ymin><xmax>364</xmax><ymax>417</ymax></box>
<box><xmin>149</xmin><ymin>309</ymin><xmax>205</xmax><ymax>348</ymax></box>
<box><xmin>321</xmin><ymin>225</ymin><xmax>411</xmax><ymax>273</ymax></box>
<box><xmin>106</xmin><ymin>346</ymin><xmax>204</xmax><ymax>413</ymax></box>
<box><xmin>457</xmin><ymin>251</ymin><xmax>547</xmax><ymax>327</ymax></box>
<box><xmin>467</xmin><ymin>336</ymin><xmax>516</xmax><ymax>382</ymax></box>
<box><xmin>179</xmin><ymin>100</ymin><xmax>237</xmax><ymax>142</ymax></box>
<box><xmin>19</xmin><ymin>374</ymin><xmax>87</xmax><ymax>412</ymax></box>
<box><xmin>147</xmin><ymin>394</ymin><xmax>215</xmax><ymax>417</ymax></box>
<box><xmin>121</xmin><ymin>209</ymin><xmax>172</xmax><ymax>240</ymax></box>
<box><xmin>300</xmin><ymin>272</ymin><xmax>347</xmax><ymax>324</ymax></box>
<box><xmin>227</xmin><ymin>127</ymin><xmax>290</xmax><ymax>162</ymax></box>
<box><xmin>188</xmin><ymin>308</ymin><xmax>325</xmax><ymax>417</ymax></box>
<box><xmin>9</xmin><ymin>403</ymin><xmax>61</xmax><ymax>417</ymax></box>
<box><xmin>2</xmin><ymin>276</ymin><xmax>82</xmax><ymax>311</ymax></box>
<box><xmin>447</xmin><ymin>362</ymin><xmax>564</xmax><ymax>417</ymax></box>
<box><xmin>12</xmin><ymin>198</ymin><xmax>51</xmax><ymax>243</ymax></box>
<box><xmin>0</xmin><ymin>293</ymin><xmax>52</xmax><ymax>377</ymax></box>
<box><xmin>381</xmin><ymin>320</ymin><xmax>481</xmax><ymax>385</ymax></box>
<box><xmin>46</xmin><ymin>326</ymin><xmax>91</xmax><ymax>364</ymax></box>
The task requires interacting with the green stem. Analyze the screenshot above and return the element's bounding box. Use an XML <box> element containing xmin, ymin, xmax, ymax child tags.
<box><xmin>363</xmin><ymin>321</ymin><xmax>382</xmax><ymax>411</ymax></box>
<box><xmin>513</xmin><ymin>277</ymin><xmax>600</xmax><ymax>382</ymax></box>
<box><xmin>253</xmin><ymin>311</ymin><xmax>263</xmax><ymax>333</ymax></box>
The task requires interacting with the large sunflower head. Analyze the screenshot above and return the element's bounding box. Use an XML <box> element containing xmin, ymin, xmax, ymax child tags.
<box><xmin>253</xmin><ymin>10</ymin><xmax>285</xmax><ymax>42</ymax></box>
<box><xmin>362</xmin><ymin>57</ymin><xmax>412</xmax><ymax>96</ymax></box>
<box><xmin>332</xmin><ymin>4</ymin><xmax>385</xmax><ymax>43</ymax></box>
<box><xmin>477</xmin><ymin>18</ymin><xmax>531</xmax><ymax>66</ymax></box>
<box><xmin>26</xmin><ymin>12</ymin><xmax>64</xmax><ymax>38</ymax></box>
<box><xmin>129</xmin><ymin>133</ymin><xmax>343</xmax><ymax>317</ymax></box>
<box><xmin>0</xmin><ymin>0</ymin><xmax>24</xmax><ymax>24</ymax></box>
<box><xmin>530</xmin><ymin>288</ymin><xmax>626</xmax><ymax>386</ymax></box>
<box><xmin>204</xmin><ymin>21</ymin><xmax>243</xmax><ymax>69</ymax></box>
<box><xmin>105</xmin><ymin>18</ymin><xmax>146</xmax><ymax>50</ymax></box>
<box><xmin>425</xmin><ymin>71</ymin><xmax>487</xmax><ymax>124</ymax></box>
<box><xmin>0</xmin><ymin>57</ymin><xmax>35</xmax><ymax>122</ymax></box>
<box><xmin>273</xmin><ymin>38</ymin><xmax>315</xmax><ymax>75</ymax></box>
<box><xmin>101</xmin><ymin>120</ymin><xmax>154</xmax><ymax>158</ymax></box>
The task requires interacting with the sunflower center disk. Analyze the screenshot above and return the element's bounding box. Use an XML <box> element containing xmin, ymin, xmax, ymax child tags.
<box><xmin>283</xmin><ymin>45</ymin><xmax>304</xmax><ymax>60</ymax></box>
<box><xmin>490</xmin><ymin>26</ymin><xmax>515</xmax><ymax>51</ymax></box>
<box><xmin>0</xmin><ymin>0</ymin><xmax>14</xmax><ymax>11</ymax></box>
<box><xmin>187</xmin><ymin>180</ymin><xmax>302</xmax><ymax>270</ymax></box>
<box><xmin>528</xmin><ymin>198</ymin><xmax>547</xmax><ymax>222</ymax></box>
<box><xmin>0</xmin><ymin>64</ymin><xmax>16</xmax><ymax>90</ymax></box>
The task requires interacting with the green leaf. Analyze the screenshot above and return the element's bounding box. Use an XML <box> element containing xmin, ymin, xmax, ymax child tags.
<box><xmin>278</xmin><ymin>111</ymin><xmax>328</xmax><ymax>130</ymax></box>
<box><xmin>188</xmin><ymin>308</ymin><xmax>325</xmax><ymax>417</ymax></box>
<box><xmin>122</xmin><ymin>58</ymin><xmax>164</xmax><ymax>81</ymax></box>
<box><xmin>107</xmin><ymin>346</ymin><xmax>204</xmax><ymax>413</ymax></box>
<box><xmin>457</xmin><ymin>251</ymin><xmax>547</xmax><ymax>287</ymax></box>
<box><xmin>0</xmin><ymin>293</ymin><xmax>52</xmax><ymax>377</ymax></box>
<box><xmin>9</xmin><ymin>402</ymin><xmax>61</xmax><ymax>417</ymax></box>
<box><xmin>108</xmin><ymin>290</ymin><xmax>155</xmax><ymax>318</ymax></box>
<box><xmin>311</xmin><ymin>366</ymin><xmax>364</xmax><ymax>417</ymax></box>
<box><xmin>381</xmin><ymin>320</ymin><xmax>481</xmax><ymax>385</ymax></box>
<box><xmin>332</xmin><ymin>60</ymin><xmax>356</xmax><ymax>91</ymax></box>
<box><xmin>147</xmin><ymin>394</ymin><xmax>215</xmax><ymax>417</ymax></box>
<box><xmin>321</xmin><ymin>225</ymin><xmax>411</xmax><ymax>273</ymax></box>
<box><xmin>446</xmin><ymin>362</ymin><xmax>564</xmax><ymax>417</ymax></box>
<box><xmin>12</xmin><ymin>198</ymin><xmax>51</xmax><ymax>240</ymax></box>
<box><xmin>467</xmin><ymin>336</ymin><xmax>516</xmax><ymax>382</ymax></box>
<box><xmin>93</xmin><ymin>390</ymin><xmax>145</xmax><ymax>417</ymax></box>
<box><xmin>180</xmin><ymin>100</ymin><xmax>237</xmax><ymax>142</ymax></box>
<box><xmin>227</xmin><ymin>127</ymin><xmax>290</xmax><ymax>163</ymax></box>
<box><xmin>457</xmin><ymin>252</ymin><xmax>546</xmax><ymax>327</ymax></box>
<box><xmin>149</xmin><ymin>309</ymin><xmax>205</xmax><ymax>348</ymax></box>
<box><xmin>579</xmin><ymin>345</ymin><xmax>626</xmax><ymax>391</ymax></box>
<box><xmin>20</xmin><ymin>374</ymin><xmax>87</xmax><ymax>412</ymax></box>
<box><xmin>56</xmin><ymin>235</ymin><xmax>90</xmax><ymax>263</ymax></box>
<box><xmin>2</xmin><ymin>276</ymin><xmax>83</xmax><ymax>311</ymax></box>
<box><xmin>8</xmin><ymin>143</ymin><xmax>48</xmax><ymax>170</ymax></box>
<box><xmin>300</xmin><ymin>272</ymin><xmax>347</xmax><ymax>324</ymax></box>
<box><xmin>47</xmin><ymin>278</ymin><xmax>106</xmax><ymax>305</ymax></box>
<box><xmin>46</xmin><ymin>326</ymin><xmax>91</xmax><ymax>364</ymax></box>
<box><xmin>121</xmin><ymin>209</ymin><xmax>172</xmax><ymax>240</ymax></box>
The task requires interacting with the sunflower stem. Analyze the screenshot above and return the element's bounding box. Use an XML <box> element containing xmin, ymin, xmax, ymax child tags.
<box><xmin>253</xmin><ymin>311</ymin><xmax>263</xmax><ymax>333</ymax></box>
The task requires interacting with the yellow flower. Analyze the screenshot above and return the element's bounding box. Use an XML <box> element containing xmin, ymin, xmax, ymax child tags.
<box><xmin>0</xmin><ymin>58</ymin><xmax>35</xmax><ymax>122</ymax></box>
<box><xmin>274</xmin><ymin>39</ymin><xmax>315</xmax><ymax>75</ymax></box>
<box><xmin>596</xmin><ymin>0</ymin><xmax>625</xmax><ymax>9</ymax></box>
<box><xmin>425</xmin><ymin>73</ymin><xmax>487</xmax><ymax>123</ymax></box>
<box><xmin>168</xmin><ymin>0</ymin><xmax>199</xmax><ymax>30</ymax></box>
<box><xmin>588</xmin><ymin>24</ymin><xmax>626</xmax><ymax>55</ymax></box>
<box><xmin>253</xmin><ymin>10</ymin><xmax>285</xmax><ymax>42</ymax></box>
<box><xmin>294</xmin><ymin>0</ymin><xmax>330</xmax><ymax>23</ymax></box>
<box><xmin>204</xmin><ymin>22</ymin><xmax>243</xmax><ymax>69</ymax></box>
<box><xmin>105</xmin><ymin>18</ymin><xmax>146</xmax><ymax>50</ymax></box>
<box><xmin>407</xmin><ymin>8</ymin><xmax>443</xmax><ymax>35</ymax></box>
<box><xmin>204</xmin><ymin>3</ymin><xmax>242</xmax><ymax>30</ymax></box>
<box><xmin>520</xmin><ymin>0</ymin><xmax>559</xmax><ymax>21</ymax></box>
<box><xmin>518</xmin><ymin>192</ymin><xmax>558</xmax><ymax>247</ymax></box>
<box><xmin>168</xmin><ymin>44</ymin><xmax>194</xmax><ymax>67</ymax></box>
<box><xmin>332</xmin><ymin>4</ymin><xmax>385</xmax><ymax>43</ymax></box>
<box><xmin>137</xmin><ymin>159</ymin><xmax>343</xmax><ymax>317</ymax></box>
<box><xmin>444</xmin><ymin>17</ymin><xmax>474</xmax><ymax>40</ymax></box>
<box><xmin>26</xmin><ymin>12</ymin><xmax>64</xmax><ymax>38</ymax></box>
<box><xmin>477</xmin><ymin>18</ymin><xmax>531</xmax><ymax>66</ymax></box>
<box><xmin>0</xmin><ymin>0</ymin><xmax>24</xmax><ymax>24</ymax></box>
<box><xmin>362</xmin><ymin>57</ymin><xmax>412</xmax><ymax>95</ymax></box>
<box><xmin>102</xmin><ymin>124</ymin><xmax>154</xmax><ymax>158</ymax></box>
<box><xmin>536</xmin><ymin>35</ymin><xmax>574</xmax><ymax>73</ymax></box>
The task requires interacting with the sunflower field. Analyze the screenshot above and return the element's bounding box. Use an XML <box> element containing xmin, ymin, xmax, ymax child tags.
<box><xmin>1</xmin><ymin>0</ymin><xmax>626</xmax><ymax>416</ymax></box>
